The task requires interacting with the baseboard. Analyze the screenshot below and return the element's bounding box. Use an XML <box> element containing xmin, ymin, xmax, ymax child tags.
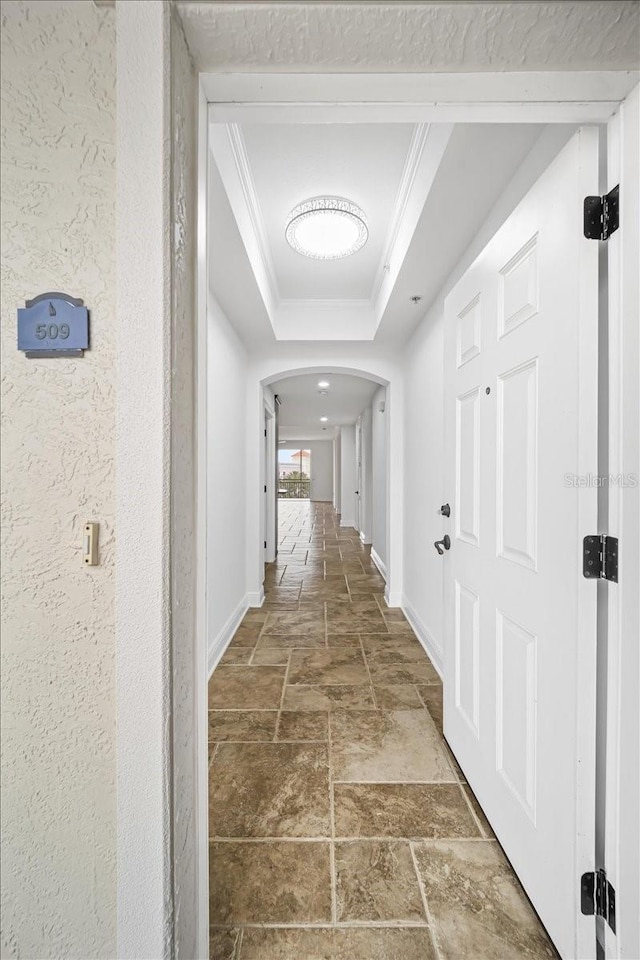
<box><xmin>245</xmin><ymin>587</ymin><xmax>265</xmax><ymax>608</ymax></box>
<box><xmin>208</xmin><ymin>594</ymin><xmax>250</xmax><ymax>678</ymax></box>
<box><xmin>370</xmin><ymin>548</ymin><xmax>387</xmax><ymax>581</ymax></box>
<box><xmin>402</xmin><ymin>596</ymin><xmax>444</xmax><ymax>679</ymax></box>
<box><xmin>359</xmin><ymin>530</ymin><xmax>372</xmax><ymax>545</ymax></box>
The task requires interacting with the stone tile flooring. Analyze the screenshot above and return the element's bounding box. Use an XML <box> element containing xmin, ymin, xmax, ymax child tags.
<box><xmin>209</xmin><ymin>501</ymin><xmax>558</xmax><ymax>960</ymax></box>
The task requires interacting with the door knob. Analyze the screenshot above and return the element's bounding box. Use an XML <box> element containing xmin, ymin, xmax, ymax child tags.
<box><xmin>434</xmin><ymin>535</ymin><xmax>451</xmax><ymax>556</ymax></box>
<box><xmin>440</xmin><ymin>503</ymin><xmax>450</xmax><ymax>517</ymax></box>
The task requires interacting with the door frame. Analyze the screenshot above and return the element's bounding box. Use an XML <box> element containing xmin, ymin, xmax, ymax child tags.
<box><xmin>264</xmin><ymin>401</ymin><xmax>277</xmax><ymax>563</ymax></box>
<box><xmin>194</xmin><ymin>72</ymin><xmax>639</xmax><ymax>960</ymax></box>
<box><xmin>116</xmin><ymin>29</ymin><xmax>639</xmax><ymax>954</ymax></box>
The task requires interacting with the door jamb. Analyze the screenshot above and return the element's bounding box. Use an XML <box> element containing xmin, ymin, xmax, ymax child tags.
<box><xmin>194</xmin><ymin>73</ymin><xmax>639</xmax><ymax>960</ymax></box>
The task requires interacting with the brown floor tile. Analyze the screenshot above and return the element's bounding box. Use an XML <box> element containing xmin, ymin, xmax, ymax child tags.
<box><xmin>288</xmin><ymin>648</ymin><xmax>369</xmax><ymax>685</ymax></box>
<box><xmin>208</xmin><ymin>710</ymin><xmax>278</xmax><ymax>743</ymax></box>
<box><xmin>210</xmin><ymin>742</ymin><xmax>330</xmax><ymax>837</ymax></box>
<box><xmin>327</xmin><ymin>617</ymin><xmax>388</xmax><ymax>636</ymax></box>
<box><xmin>209</xmin><ymin>840</ymin><xmax>332</xmax><ymax>924</ymax></box>
<box><xmin>418</xmin><ymin>683</ymin><xmax>444</xmax><ymax>733</ymax></box>
<box><xmin>209</xmin><ymin>927</ymin><xmax>241</xmax><ymax>960</ymax></box>
<box><xmin>334</xmin><ymin>783</ymin><xmax>481</xmax><ymax>838</ymax></box>
<box><xmin>326</xmin><ymin>632</ymin><xmax>362</xmax><ymax>646</ymax></box>
<box><xmin>277</xmin><ymin>710</ymin><xmax>329</xmax><ymax>741</ymax></box>
<box><xmin>335</xmin><ymin>840</ymin><xmax>426</xmax><ymax>922</ymax></box>
<box><xmin>360</xmin><ymin>632</ymin><xmax>421</xmax><ymax>649</ymax></box>
<box><xmin>462</xmin><ymin>782</ymin><xmax>495</xmax><ymax>838</ymax></box>
<box><xmin>219</xmin><ymin>647</ymin><xmax>253</xmax><ymax>665</ymax></box>
<box><xmin>412</xmin><ymin>840</ymin><xmax>558</xmax><ymax>960</ymax></box>
<box><xmin>264</xmin><ymin>592</ymin><xmax>304</xmax><ymax>606</ymax></box>
<box><xmin>207</xmin><ymin>502</ymin><xmax>553</xmax><ymax>955</ymax></box>
<box><xmin>262</xmin><ymin>611</ymin><xmax>325</xmax><ymax>637</ymax></box>
<box><xmin>301</xmin><ymin>575</ymin><xmax>349</xmax><ymax>595</ymax></box>
<box><xmin>373</xmin><ymin>684</ymin><xmax>425</xmax><ymax>708</ymax></box>
<box><xmin>327</xmin><ymin>600</ymin><xmax>384</xmax><ymax>618</ymax></box>
<box><xmin>382</xmin><ymin>608</ymin><xmax>409</xmax><ymax>622</ymax></box>
<box><xmin>331</xmin><ymin>710</ymin><xmax>456</xmax><ymax>782</ymax></box>
<box><xmin>282</xmin><ymin>684</ymin><xmax>376</xmax><ymax>712</ymax></box>
<box><xmin>239</xmin><ymin>927</ymin><xmax>438</xmax><ymax>959</ymax></box>
<box><xmin>208</xmin><ymin>666</ymin><xmax>286</xmax><ymax>710</ymax></box>
<box><xmin>364</xmin><ymin>643</ymin><xmax>432</xmax><ymax>665</ymax></box>
<box><xmin>261</xmin><ymin>602</ymin><xmax>302</xmax><ymax>611</ymax></box>
<box><xmin>255</xmin><ymin>633</ymin><xmax>326</xmax><ymax>649</ymax></box>
<box><xmin>368</xmin><ymin>662</ymin><xmax>441</xmax><ymax>685</ymax></box>
<box><xmin>251</xmin><ymin>647</ymin><xmax>290</xmax><ymax>665</ymax></box>
<box><xmin>385</xmin><ymin>622</ymin><xmax>417</xmax><ymax>636</ymax></box>
<box><xmin>346</xmin><ymin>575</ymin><xmax>387</xmax><ymax>591</ymax></box>
<box><xmin>228</xmin><ymin>625</ymin><xmax>262</xmax><ymax>648</ymax></box>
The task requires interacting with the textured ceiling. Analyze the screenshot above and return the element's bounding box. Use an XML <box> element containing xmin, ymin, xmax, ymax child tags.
<box><xmin>178</xmin><ymin>2</ymin><xmax>640</xmax><ymax>73</ymax></box>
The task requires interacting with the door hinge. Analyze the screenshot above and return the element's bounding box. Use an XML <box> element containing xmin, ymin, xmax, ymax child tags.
<box><xmin>584</xmin><ymin>184</ymin><xmax>619</xmax><ymax>240</ymax></box>
<box><xmin>264</xmin><ymin>540</ymin><xmax>267</xmax><ymax>549</ymax></box>
<box><xmin>264</xmin><ymin>484</ymin><xmax>267</xmax><ymax>493</ymax></box>
<box><xmin>581</xmin><ymin>869</ymin><xmax>616</xmax><ymax>933</ymax></box>
<box><xmin>583</xmin><ymin>535</ymin><xmax>618</xmax><ymax>582</ymax></box>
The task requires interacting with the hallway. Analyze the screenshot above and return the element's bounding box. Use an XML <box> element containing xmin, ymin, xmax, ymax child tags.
<box><xmin>208</xmin><ymin>501</ymin><xmax>557</xmax><ymax>960</ymax></box>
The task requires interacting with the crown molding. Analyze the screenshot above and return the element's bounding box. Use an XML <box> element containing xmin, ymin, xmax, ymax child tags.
<box><xmin>370</xmin><ymin>122</ymin><xmax>429</xmax><ymax>304</ymax></box>
<box><xmin>226</xmin><ymin>123</ymin><xmax>281</xmax><ymax>303</ymax></box>
<box><xmin>371</xmin><ymin>121</ymin><xmax>453</xmax><ymax>330</ymax></box>
<box><xmin>210</xmin><ymin>116</ymin><xmax>451</xmax><ymax>341</ymax></box>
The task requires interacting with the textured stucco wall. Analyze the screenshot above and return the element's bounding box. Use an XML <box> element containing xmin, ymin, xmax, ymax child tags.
<box><xmin>0</xmin><ymin>1</ymin><xmax>116</xmax><ymax>957</ymax></box>
<box><xmin>178</xmin><ymin>1</ymin><xmax>640</xmax><ymax>73</ymax></box>
<box><xmin>169</xmin><ymin>9</ymin><xmax>198</xmax><ymax>959</ymax></box>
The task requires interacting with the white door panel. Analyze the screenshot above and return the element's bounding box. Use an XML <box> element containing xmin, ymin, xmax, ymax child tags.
<box><xmin>444</xmin><ymin>128</ymin><xmax>599</xmax><ymax>960</ymax></box>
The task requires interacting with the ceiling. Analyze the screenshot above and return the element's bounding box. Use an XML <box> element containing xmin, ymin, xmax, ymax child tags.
<box><xmin>274</xmin><ymin>373</ymin><xmax>379</xmax><ymax>441</ymax></box>
<box><xmin>209</xmin><ymin>119</ymin><xmax>549</xmax><ymax>348</ymax></box>
<box><xmin>179</xmin><ymin>2</ymin><xmax>640</xmax><ymax>75</ymax></box>
<box><xmin>240</xmin><ymin>123</ymin><xmax>414</xmax><ymax>301</ymax></box>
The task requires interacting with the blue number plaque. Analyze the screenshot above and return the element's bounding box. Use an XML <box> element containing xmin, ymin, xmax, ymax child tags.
<box><xmin>17</xmin><ymin>292</ymin><xmax>89</xmax><ymax>357</ymax></box>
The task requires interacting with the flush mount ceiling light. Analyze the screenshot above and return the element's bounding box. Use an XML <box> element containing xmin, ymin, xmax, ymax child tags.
<box><xmin>285</xmin><ymin>197</ymin><xmax>368</xmax><ymax>260</ymax></box>
<box><xmin>317</xmin><ymin>380</ymin><xmax>330</xmax><ymax>389</ymax></box>
<box><xmin>320</xmin><ymin>417</ymin><xmax>328</xmax><ymax>422</ymax></box>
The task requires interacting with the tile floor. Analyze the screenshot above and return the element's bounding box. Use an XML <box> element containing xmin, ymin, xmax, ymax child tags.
<box><xmin>209</xmin><ymin>501</ymin><xmax>558</xmax><ymax>960</ymax></box>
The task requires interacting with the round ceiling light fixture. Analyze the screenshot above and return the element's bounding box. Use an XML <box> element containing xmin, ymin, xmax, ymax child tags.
<box><xmin>320</xmin><ymin>416</ymin><xmax>328</xmax><ymax>422</ymax></box>
<box><xmin>285</xmin><ymin>196</ymin><xmax>368</xmax><ymax>260</ymax></box>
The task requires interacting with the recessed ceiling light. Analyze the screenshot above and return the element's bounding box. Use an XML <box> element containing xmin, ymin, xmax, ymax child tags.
<box><xmin>320</xmin><ymin>417</ymin><xmax>328</xmax><ymax>422</ymax></box>
<box><xmin>317</xmin><ymin>380</ymin><xmax>330</xmax><ymax>389</ymax></box>
<box><xmin>286</xmin><ymin>197</ymin><xmax>368</xmax><ymax>260</ymax></box>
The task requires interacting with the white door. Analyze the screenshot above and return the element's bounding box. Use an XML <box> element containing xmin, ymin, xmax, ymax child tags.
<box><xmin>355</xmin><ymin>418</ymin><xmax>363</xmax><ymax>534</ymax></box>
<box><xmin>443</xmin><ymin>128</ymin><xmax>599</xmax><ymax>960</ymax></box>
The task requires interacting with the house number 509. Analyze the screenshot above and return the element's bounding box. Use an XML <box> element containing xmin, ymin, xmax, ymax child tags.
<box><xmin>35</xmin><ymin>323</ymin><xmax>70</xmax><ymax>340</ymax></box>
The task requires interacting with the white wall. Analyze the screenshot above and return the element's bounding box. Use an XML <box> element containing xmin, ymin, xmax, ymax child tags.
<box><xmin>1</xmin><ymin>3</ymin><xmax>116</xmax><ymax>956</ymax></box>
<box><xmin>371</xmin><ymin>386</ymin><xmax>388</xmax><ymax>572</ymax></box>
<box><xmin>282</xmin><ymin>439</ymin><xmax>333</xmax><ymax>501</ymax></box>
<box><xmin>401</xmin><ymin>125</ymin><xmax>577</xmax><ymax>671</ymax></box>
<box><xmin>340</xmin><ymin>426</ymin><xmax>357</xmax><ymax>528</ymax></box>
<box><xmin>207</xmin><ymin>294</ymin><xmax>248</xmax><ymax>665</ymax></box>
<box><xmin>169</xmin><ymin>11</ymin><xmax>198</xmax><ymax>959</ymax></box>
<box><xmin>361</xmin><ymin>408</ymin><xmax>373</xmax><ymax>542</ymax></box>
<box><xmin>333</xmin><ymin>432</ymin><xmax>341</xmax><ymax>512</ymax></box>
<box><xmin>247</xmin><ymin>356</ymin><xmax>402</xmax><ymax>609</ymax></box>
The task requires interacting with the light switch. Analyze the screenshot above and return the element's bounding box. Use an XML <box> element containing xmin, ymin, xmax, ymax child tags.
<box><xmin>83</xmin><ymin>522</ymin><xmax>99</xmax><ymax>566</ymax></box>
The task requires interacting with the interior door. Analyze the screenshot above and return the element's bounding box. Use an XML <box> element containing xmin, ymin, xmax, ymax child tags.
<box><xmin>443</xmin><ymin>128</ymin><xmax>599</xmax><ymax>960</ymax></box>
<box><xmin>355</xmin><ymin>418</ymin><xmax>363</xmax><ymax>533</ymax></box>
